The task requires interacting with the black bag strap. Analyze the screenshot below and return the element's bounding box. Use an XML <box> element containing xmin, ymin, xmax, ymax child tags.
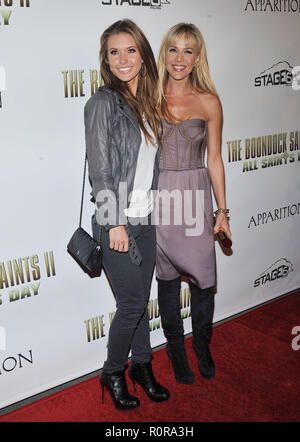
<box><xmin>79</xmin><ymin>152</ymin><xmax>101</xmax><ymax>245</ymax></box>
<box><xmin>78</xmin><ymin>152</ymin><xmax>87</xmax><ymax>228</ymax></box>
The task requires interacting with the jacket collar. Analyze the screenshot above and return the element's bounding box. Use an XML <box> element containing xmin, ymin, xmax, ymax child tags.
<box><xmin>99</xmin><ymin>85</ymin><xmax>140</xmax><ymax>134</ymax></box>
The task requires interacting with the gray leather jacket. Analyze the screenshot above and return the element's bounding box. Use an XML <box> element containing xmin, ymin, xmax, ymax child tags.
<box><xmin>84</xmin><ymin>85</ymin><xmax>160</xmax><ymax>231</ymax></box>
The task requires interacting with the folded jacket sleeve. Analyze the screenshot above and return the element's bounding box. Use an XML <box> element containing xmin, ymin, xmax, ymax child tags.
<box><xmin>84</xmin><ymin>92</ymin><xmax>126</xmax><ymax>231</ymax></box>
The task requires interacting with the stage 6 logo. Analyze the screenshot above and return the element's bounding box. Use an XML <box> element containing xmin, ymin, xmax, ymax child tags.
<box><xmin>291</xmin><ymin>326</ymin><xmax>300</xmax><ymax>350</ymax></box>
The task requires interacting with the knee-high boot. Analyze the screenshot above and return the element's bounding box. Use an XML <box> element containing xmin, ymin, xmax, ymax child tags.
<box><xmin>157</xmin><ymin>277</ymin><xmax>194</xmax><ymax>384</ymax></box>
<box><xmin>189</xmin><ymin>282</ymin><xmax>215</xmax><ymax>379</ymax></box>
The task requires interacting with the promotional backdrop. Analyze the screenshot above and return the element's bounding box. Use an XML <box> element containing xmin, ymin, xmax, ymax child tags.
<box><xmin>0</xmin><ymin>0</ymin><xmax>299</xmax><ymax>409</ymax></box>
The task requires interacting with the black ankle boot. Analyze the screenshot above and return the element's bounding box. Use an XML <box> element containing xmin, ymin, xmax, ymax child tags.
<box><xmin>166</xmin><ymin>339</ymin><xmax>195</xmax><ymax>384</ymax></box>
<box><xmin>189</xmin><ymin>282</ymin><xmax>215</xmax><ymax>379</ymax></box>
<box><xmin>100</xmin><ymin>370</ymin><xmax>140</xmax><ymax>410</ymax></box>
<box><xmin>129</xmin><ymin>361</ymin><xmax>170</xmax><ymax>402</ymax></box>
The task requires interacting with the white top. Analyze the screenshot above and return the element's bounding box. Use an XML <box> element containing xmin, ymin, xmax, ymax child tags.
<box><xmin>124</xmin><ymin>126</ymin><xmax>157</xmax><ymax>218</ymax></box>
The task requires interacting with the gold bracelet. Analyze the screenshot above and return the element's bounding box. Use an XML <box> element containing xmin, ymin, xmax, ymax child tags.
<box><xmin>214</xmin><ymin>208</ymin><xmax>229</xmax><ymax>216</ymax></box>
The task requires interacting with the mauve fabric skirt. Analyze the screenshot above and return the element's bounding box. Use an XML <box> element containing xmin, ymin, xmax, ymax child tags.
<box><xmin>155</xmin><ymin>167</ymin><xmax>216</xmax><ymax>289</ymax></box>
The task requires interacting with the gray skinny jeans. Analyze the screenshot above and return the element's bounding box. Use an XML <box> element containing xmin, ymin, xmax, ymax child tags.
<box><xmin>92</xmin><ymin>214</ymin><xmax>155</xmax><ymax>373</ymax></box>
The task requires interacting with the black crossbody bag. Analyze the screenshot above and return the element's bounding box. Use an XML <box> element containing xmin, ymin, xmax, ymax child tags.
<box><xmin>67</xmin><ymin>153</ymin><xmax>102</xmax><ymax>278</ymax></box>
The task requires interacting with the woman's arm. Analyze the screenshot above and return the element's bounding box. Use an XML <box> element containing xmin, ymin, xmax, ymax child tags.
<box><xmin>205</xmin><ymin>95</ymin><xmax>231</xmax><ymax>238</ymax></box>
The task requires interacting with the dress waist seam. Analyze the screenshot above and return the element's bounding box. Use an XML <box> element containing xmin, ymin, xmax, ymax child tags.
<box><xmin>159</xmin><ymin>166</ymin><xmax>206</xmax><ymax>171</ymax></box>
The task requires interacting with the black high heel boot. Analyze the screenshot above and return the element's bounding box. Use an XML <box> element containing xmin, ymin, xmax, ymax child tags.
<box><xmin>129</xmin><ymin>361</ymin><xmax>170</xmax><ymax>402</ymax></box>
<box><xmin>100</xmin><ymin>370</ymin><xmax>140</xmax><ymax>410</ymax></box>
<box><xmin>166</xmin><ymin>339</ymin><xmax>195</xmax><ymax>384</ymax></box>
<box><xmin>158</xmin><ymin>277</ymin><xmax>195</xmax><ymax>385</ymax></box>
<box><xmin>192</xmin><ymin>337</ymin><xmax>215</xmax><ymax>379</ymax></box>
<box><xmin>189</xmin><ymin>282</ymin><xmax>215</xmax><ymax>379</ymax></box>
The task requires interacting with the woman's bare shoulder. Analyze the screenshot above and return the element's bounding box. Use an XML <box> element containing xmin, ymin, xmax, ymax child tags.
<box><xmin>195</xmin><ymin>92</ymin><xmax>222</xmax><ymax>120</ymax></box>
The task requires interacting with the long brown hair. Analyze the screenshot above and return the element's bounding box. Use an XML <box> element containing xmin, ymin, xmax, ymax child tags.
<box><xmin>157</xmin><ymin>23</ymin><xmax>218</xmax><ymax>121</ymax></box>
<box><xmin>100</xmin><ymin>19</ymin><xmax>160</xmax><ymax>143</ymax></box>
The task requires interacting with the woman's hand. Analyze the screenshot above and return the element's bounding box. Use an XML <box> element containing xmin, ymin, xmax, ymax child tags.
<box><xmin>109</xmin><ymin>226</ymin><xmax>129</xmax><ymax>252</ymax></box>
<box><xmin>214</xmin><ymin>213</ymin><xmax>231</xmax><ymax>238</ymax></box>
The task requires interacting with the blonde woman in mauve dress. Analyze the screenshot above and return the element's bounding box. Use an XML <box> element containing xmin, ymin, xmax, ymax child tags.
<box><xmin>155</xmin><ymin>23</ymin><xmax>231</xmax><ymax>384</ymax></box>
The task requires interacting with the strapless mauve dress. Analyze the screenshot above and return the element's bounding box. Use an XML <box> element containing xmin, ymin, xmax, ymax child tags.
<box><xmin>155</xmin><ymin>118</ymin><xmax>216</xmax><ymax>289</ymax></box>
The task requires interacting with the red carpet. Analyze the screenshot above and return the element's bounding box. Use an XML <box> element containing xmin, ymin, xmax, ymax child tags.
<box><xmin>1</xmin><ymin>291</ymin><xmax>299</xmax><ymax>422</ymax></box>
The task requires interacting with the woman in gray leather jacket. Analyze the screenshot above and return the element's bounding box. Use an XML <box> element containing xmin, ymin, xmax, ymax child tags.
<box><xmin>84</xmin><ymin>19</ymin><xmax>169</xmax><ymax>410</ymax></box>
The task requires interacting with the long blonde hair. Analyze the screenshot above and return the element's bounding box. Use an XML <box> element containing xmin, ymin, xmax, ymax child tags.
<box><xmin>100</xmin><ymin>19</ymin><xmax>160</xmax><ymax>143</ymax></box>
<box><xmin>157</xmin><ymin>23</ymin><xmax>218</xmax><ymax>120</ymax></box>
